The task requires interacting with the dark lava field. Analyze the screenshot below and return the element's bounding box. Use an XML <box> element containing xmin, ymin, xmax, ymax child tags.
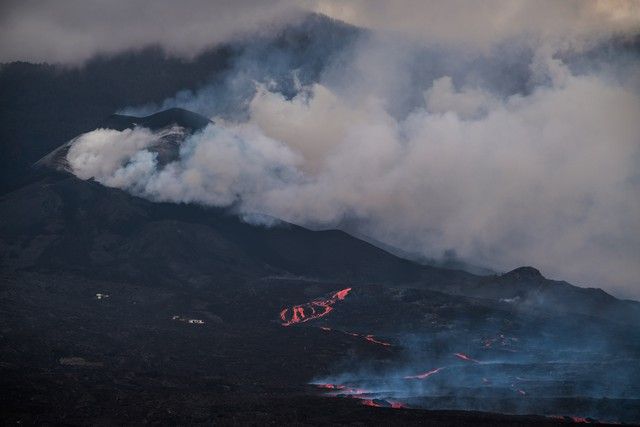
<box><xmin>1</xmin><ymin>171</ymin><xmax>639</xmax><ymax>425</ymax></box>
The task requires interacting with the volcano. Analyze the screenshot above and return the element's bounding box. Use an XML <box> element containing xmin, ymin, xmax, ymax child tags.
<box><xmin>2</xmin><ymin>2</ymin><xmax>640</xmax><ymax>422</ymax></box>
<box><xmin>34</xmin><ymin>108</ymin><xmax>212</xmax><ymax>174</ymax></box>
<box><xmin>2</xmin><ymin>104</ymin><xmax>640</xmax><ymax>424</ymax></box>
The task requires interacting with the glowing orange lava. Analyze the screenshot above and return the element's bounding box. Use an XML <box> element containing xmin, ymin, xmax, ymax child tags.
<box><xmin>317</xmin><ymin>326</ymin><xmax>391</xmax><ymax>347</ymax></box>
<box><xmin>280</xmin><ymin>288</ymin><xmax>352</xmax><ymax>326</ymax></box>
<box><xmin>317</xmin><ymin>383</ymin><xmax>345</xmax><ymax>390</ymax></box>
<box><xmin>316</xmin><ymin>384</ymin><xmax>407</xmax><ymax>409</ymax></box>
<box><xmin>365</xmin><ymin>335</ymin><xmax>391</xmax><ymax>346</ymax></box>
<box><xmin>548</xmin><ymin>415</ymin><xmax>594</xmax><ymax>424</ymax></box>
<box><xmin>315</xmin><ymin>383</ymin><xmax>367</xmax><ymax>395</ymax></box>
<box><xmin>454</xmin><ymin>352</ymin><xmax>480</xmax><ymax>363</ymax></box>
<box><xmin>334</xmin><ymin>288</ymin><xmax>351</xmax><ymax>300</ymax></box>
<box><xmin>404</xmin><ymin>367</ymin><xmax>443</xmax><ymax>380</ymax></box>
<box><xmin>360</xmin><ymin>399</ymin><xmax>406</xmax><ymax>409</ymax></box>
<box><xmin>570</xmin><ymin>417</ymin><xmax>591</xmax><ymax>423</ymax></box>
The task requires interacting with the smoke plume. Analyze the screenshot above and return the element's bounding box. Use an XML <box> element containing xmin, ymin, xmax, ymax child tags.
<box><xmin>58</xmin><ymin>3</ymin><xmax>640</xmax><ymax>297</ymax></box>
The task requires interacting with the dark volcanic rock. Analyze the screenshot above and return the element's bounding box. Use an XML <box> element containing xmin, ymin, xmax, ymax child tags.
<box><xmin>501</xmin><ymin>266</ymin><xmax>543</xmax><ymax>281</ymax></box>
<box><xmin>98</xmin><ymin>107</ymin><xmax>211</xmax><ymax>132</ymax></box>
<box><xmin>1</xmin><ymin>173</ymin><xmax>639</xmax><ymax>424</ymax></box>
<box><xmin>0</xmin><ymin>173</ymin><xmax>464</xmax><ymax>288</ymax></box>
<box><xmin>1</xmin><ymin>112</ymin><xmax>639</xmax><ymax>425</ymax></box>
<box><xmin>1</xmin><ymin>169</ymin><xmax>638</xmax><ymax>325</ymax></box>
<box><xmin>34</xmin><ymin>108</ymin><xmax>212</xmax><ymax>174</ymax></box>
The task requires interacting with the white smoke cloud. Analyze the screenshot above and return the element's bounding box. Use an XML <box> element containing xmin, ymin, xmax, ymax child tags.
<box><xmin>314</xmin><ymin>0</ymin><xmax>640</xmax><ymax>50</ymax></box>
<box><xmin>424</xmin><ymin>77</ymin><xmax>499</xmax><ymax>120</ymax></box>
<box><xmin>246</xmin><ymin>70</ymin><xmax>640</xmax><ymax>298</ymax></box>
<box><xmin>68</xmin><ymin>122</ymin><xmax>302</xmax><ymax>207</ymax></box>
<box><xmin>66</xmin><ymin>48</ymin><xmax>640</xmax><ymax>297</ymax></box>
<box><xmin>29</xmin><ymin>0</ymin><xmax>635</xmax><ymax>297</ymax></box>
<box><xmin>67</xmin><ymin>126</ymin><xmax>163</xmax><ymax>180</ymax></box>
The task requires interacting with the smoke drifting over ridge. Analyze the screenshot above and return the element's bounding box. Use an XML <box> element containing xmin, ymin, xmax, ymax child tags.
<box><xmin>0</xmin><ymin>0</ymin><xmax>308</xmax><ymax>64</ymax></box>
<box><xmin>1</xmin><ymin>1</ymin><xmax>639</xmax><ymax>64</ymax></box>
<box><xmin>57</xmin><ymin>3</ymin><xmax>640</xmax><ymax>297</ymax></box>
<box><xmin>314</xmin><ymin>0</ymin><xmax>640</xmax><ymax>49</ymax></box>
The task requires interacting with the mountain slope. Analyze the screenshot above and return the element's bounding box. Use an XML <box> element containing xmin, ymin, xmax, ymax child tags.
<box><xmin>1</xmin><ymin>170</ymin><xmax>638</xmax><ymax>326</ymax></box>
<box><xmin>2</xmin><ymin>174</ymin><xmax>639</xmax><ymax>424</ymax></box>
<box><xmin>6</xmin><ymin>101</ymin><xmax>639</xmax><ymax>326</ymax></box>
<box><xmin>0</xmin><ymin>173</ymin><xmax>464</xmax><ymax>287</ymax></box>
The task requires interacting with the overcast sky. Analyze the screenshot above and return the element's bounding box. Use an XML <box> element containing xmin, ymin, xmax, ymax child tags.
<box><xmin>1</xmin><ymin>0</ymin><xmax>638</xmax><ymax>63</ymax></box>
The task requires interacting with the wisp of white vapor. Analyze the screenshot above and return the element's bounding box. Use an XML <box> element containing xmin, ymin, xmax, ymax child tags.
<box><xmin>66</xmin><ymin>43</ymin><xmax>640</xmax><ymax>297</ymax></box>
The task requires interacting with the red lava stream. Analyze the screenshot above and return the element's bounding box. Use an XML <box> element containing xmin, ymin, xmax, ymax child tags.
<box><xmin>404</xmin><ymin>353</ymin><xmax>481</xmax><ymax>381</ymax></box>
<box><xmin>279</xmin><ymin>288</ymin><xmax>391</xmax><ymax>346</ymax></box>
<box><xmin>280</xmin><ymin>288</ymin><xmax>351</xmax><ymax>326</ymax></box>
<box><xmin>548</xmin><ymin>415</ymin><xmax>597</xmax><ymax>423</ymax></box>
<box><xmin>404</xmin><ymin>367</ymin><xmax>443</xmax><ymax>380</ymax></box>
<box><xmin>318</xmin><ymin>326</ymin><xmax>392</xmax><ymax>347</ymax></box>
<box><xmin>286</xmin><ymin>292</ymin><xmax>536</xmax><ymax>413</ymax></box>
<box><xmin>454</xmin><ymin>352</ymin><xmax>480</xmax><ymax>363</ymax></box>
<box><xmin>316</xmin><ymin>383</ymin><xmax>407</xmax><ymax>409</ymax></box>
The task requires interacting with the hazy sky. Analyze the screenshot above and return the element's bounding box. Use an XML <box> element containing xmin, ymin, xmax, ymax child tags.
<box><xmin>1</xmin><ymin>0</ymin><xmax>638</xmax><ymax>63</ymax></box>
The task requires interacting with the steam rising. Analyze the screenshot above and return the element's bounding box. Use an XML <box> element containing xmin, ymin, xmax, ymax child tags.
<box><xmin>57</xmin><ymin>4</ymin><xmax>640</xmax><ymax>297</ymax></box>
<box><xmin>68</xmin><ymin>123</ymin><xmax>301</xmax><ymax>207</ymax></box>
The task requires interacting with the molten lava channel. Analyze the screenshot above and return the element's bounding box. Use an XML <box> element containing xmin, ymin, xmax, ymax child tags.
<box><xmin>316</xmin><ymin>384</ymin><xmax>407</xmax><ymax>409</ymax></box>
<box><xmin>318</xmin><ymin>326</ymin><xmax>392</xmax><ymax>347</ymax></box>
<box><xmin>454</xmin><ymin>352</ymin><xmax>480</xmax><ymax>363</ymax></box>
<box><xmin>404</xmin><ymin>367</ymin><xmax>443</xmax><ymax>380</ymax></box>
<box><xmin>280</xmin><ymin>288</ymin><xmax>352</xmax><ymax>326</ymax></box>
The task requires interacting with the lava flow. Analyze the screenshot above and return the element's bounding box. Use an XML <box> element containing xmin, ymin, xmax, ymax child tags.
<box><xmin>315</xmin><ymin>384</ymin><xmax>407</xmax><ymax>409</ymax></box>
<box><xmin>318</xmin><ymin>326</ymin><xmax>391</xmax><ymax>347</ymax></box>
<box><xmin>280</xmin><ymin>288</ymin><xmax>352</xmax><ymax>326</ymax></box>
<box><xmin>403</xmin><ymin>353</ymin><xmax>482</xmax><ymax>381</ymax></box>
<box><xmin>454</xmin><ymin>352</ymin><xmax>480</xmax><ymax>363</ymax></box>
<box><xmin>548</xmin><ymin>415</ymin><xmax>595</xmax><ymax>424</ymax></box>
<box><xmin>317</xmin><ymin>383</ymin><xmax>345</xmax><ymax>390</ymax></box>
<box><xmin>359</xmin><ymin>398</ymin><xmax>407</xmax><ymax>409</ymax></box>
<box><xmin>404</xmin><ymin>367</ymin><xmax>443</xmax><ymax>380</ymax></box>
<box><xmin>361</xmin><ymin>399</ymin><xmax>381</xmax><ymax>408</ymax></box>
<box><xmin>316</xmin><ymin>383</ymin><xmax>366</xmax><ymax>395</ymax></box>
<box><xmin>365</xmin><ymin>335</ymin><xmax>391</xmax><ymax>346</ymax></box>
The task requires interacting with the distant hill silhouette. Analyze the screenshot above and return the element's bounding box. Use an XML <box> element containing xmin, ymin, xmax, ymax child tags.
<box><xmin>34</xmin><ymin>108</ymin><xmax>212</xmax><ymax>173</ymax></box>
<box><xmin>98</xmin><ymin>108</ymin><xmax>211</xmax><ymax>132</ymax></box>
<box><xmin>2</xmin><ymin>167</ymin><xmax>638</xmax><ymax>325</ymax></box>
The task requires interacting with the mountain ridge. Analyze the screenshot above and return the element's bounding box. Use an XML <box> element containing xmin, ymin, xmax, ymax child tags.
<box><xmin>2</xmin><ymin>168</ymin><xmax>638</xmax><ymax>326</ymax></box>
<box><xmin>13</xmin><ymin>107</ymin><xmax>639</xmax><ymax>328</ymax></box>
